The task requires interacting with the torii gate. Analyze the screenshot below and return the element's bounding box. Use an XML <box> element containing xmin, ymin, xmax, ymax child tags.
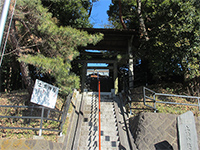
<box><xmin>81</xmin><ymin>59</ymin><xmax>118</xmax><ymax>93</ymax></box>
<box><xmin>79</xmin><ymin>28</ymin><xmax>136</xmax><ymax>94</ymax></box>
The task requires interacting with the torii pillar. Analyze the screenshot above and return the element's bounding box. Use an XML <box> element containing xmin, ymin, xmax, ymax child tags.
<box><xmin>81</xmin><ymin>61</ymin><xmax>87</xmax><ymax>92</ymax></box>
<box><xmin>128</xmin><ymin>36</ymin><xmax>134</xmax><ymax>89</ymax></box>
<box><xmin>113</xmin><ymin>61</ymin><xmax>118</xmax><ymax>94</ymax></box>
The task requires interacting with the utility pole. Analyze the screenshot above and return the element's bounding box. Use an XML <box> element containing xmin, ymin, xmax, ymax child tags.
<box><xmin>0</xmin><ymin>0</ymin><xmax>11</xmax><ymax>47</ymax></box>
<box><xmin>0</xmin><ymin>0</ymin><xmax>11</xmax><ymax>93</ymax></box>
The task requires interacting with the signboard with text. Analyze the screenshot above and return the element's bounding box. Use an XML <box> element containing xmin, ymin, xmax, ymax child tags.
<box><xmin>30</xmin><ymin>79</ymin><xmax>59</xmax><ymax>109</ymax></box>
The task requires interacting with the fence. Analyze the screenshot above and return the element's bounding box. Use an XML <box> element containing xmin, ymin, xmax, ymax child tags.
<box><xmin>0</xmin><ymin>90</ymin><xmax>74</xmax><ymax>136</ymax></box>
<box><xmin>143</xmin><ymin>87</ymin><xmax>200</xmax><ymax>113</ymax></box>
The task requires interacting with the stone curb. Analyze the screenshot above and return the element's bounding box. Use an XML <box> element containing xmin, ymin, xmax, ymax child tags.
<box><xmin>118</xmin><ymin>93</ymin><xmax>138</xmax><ymax>150</ymax></box>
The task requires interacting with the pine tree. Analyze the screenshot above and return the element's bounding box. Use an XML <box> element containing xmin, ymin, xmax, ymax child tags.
<box><xmin>8</xmin><ymin>0</ymin><xmax>103</xmax><ymax>96</ymax></box>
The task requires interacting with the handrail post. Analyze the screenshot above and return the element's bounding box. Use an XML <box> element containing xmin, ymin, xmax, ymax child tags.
<box><xmin>198</xmin><ymin>98</ymin><xmax>200</xmax><ymax>111</ymax></box>
<box><xmin>59</xmin><ymin>93</ymin><xmax>73</xmax><ymax>136</ymax></box>
<box><xmin>153</xmin><ymin>94</ymin><xmax>156</xmax><ymax>113</ymax></box>
<box><xmin>143</xmin><ymin>87</ymin><xmax>146</xmax><ymax>105</ymax></box>
<box><xmin>39</xmin><ymin>107</ymin><xmax>44</xmax><ymax>136</ymax></box>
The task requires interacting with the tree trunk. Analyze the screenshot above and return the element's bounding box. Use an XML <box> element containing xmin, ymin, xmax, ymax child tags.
<box><xmin>119</xmin><ymin>0</ymin><xmax>127</xmax><ymax>29</ymax></box>
<box><xmin>137</xmin><ymin>0</ymin><xmax>149</xmax><ymax>41</ymax></box>
<box><xmin>88</xmin><ymin>2</ymin><xmax>93</xmax><ymax>17</ymax></box>
<box><xmin>9</xmin><ymin>20</ymin><xmax>34</xmax><ymax>96</ymax></box>
<box><xmin>19</xmin><ymin>61</ymin><xmax>33</xmax><ymax>95</ymax></box>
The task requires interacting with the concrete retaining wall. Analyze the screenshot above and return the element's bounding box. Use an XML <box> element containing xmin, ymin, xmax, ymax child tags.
<box><xmin>129</xmin><ymin>112</ymin><xmax>200</xmax><ymax>150</ymax></box>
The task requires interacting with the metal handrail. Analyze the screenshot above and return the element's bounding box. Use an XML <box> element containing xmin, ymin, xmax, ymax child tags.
<box><xmin>0</xmin><ymin>105</ymin><xmax>62</xmax><ymax>136</ymax></box>
<box><xmin>0</xmin><ymin>105</ymin><xmax>63</xmax><ymax>112</ymax></box>
<box><xmin>0</xmin><ymin>90</ymin><xmax>75</xmax><ymax>136</ymax></box>
<box><xmin>143</xmin><ymin>87</ymin><xmax>200</xmax><ymax>113</ymax></box>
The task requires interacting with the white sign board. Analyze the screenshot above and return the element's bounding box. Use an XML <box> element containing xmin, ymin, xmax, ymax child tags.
<box><xmin>31</xmin><ymin>79</ymin><xmax>59</xmax><ymax>109</ymax></box>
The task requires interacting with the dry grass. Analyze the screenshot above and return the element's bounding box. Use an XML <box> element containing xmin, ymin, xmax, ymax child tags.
<box><xmin>0</xmin><ymin>89</ymin><xmax>72</xmax><ymax>142</ymax></box>
<box><xmin>126</xmin><ymin>84</ymin><xmax>200</xmax><ymax>117</ymax></box>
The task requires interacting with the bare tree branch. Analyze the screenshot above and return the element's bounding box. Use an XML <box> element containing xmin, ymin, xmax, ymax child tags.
<box><xmin>88</xmin><ymin>2</ymin><xmax>93</xmax><ymax>17</ymax></box>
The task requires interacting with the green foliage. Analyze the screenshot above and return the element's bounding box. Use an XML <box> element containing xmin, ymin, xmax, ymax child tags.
<box><xmin>108</xmin><ymin>0</ymin><xmax>200</xmax><ymax>83</ymax></box>
<box><xmin>15</xmin><ymin>0</ymin><xmax>103</xmax><ymax>95</ymax></box>
<box><xmin>19</xmin><ymin>55</ymin><xmax>80</xmax><ymax>95</ymax></box>
<box><xmin>144</xmin><ymin>0</ymin><xmax>200</xmax><ymax>81</ymax></box>
<box><xmin>41</xmin><ymin>0</ymin><xmax>93</xmax><ymax>27</ymax></box>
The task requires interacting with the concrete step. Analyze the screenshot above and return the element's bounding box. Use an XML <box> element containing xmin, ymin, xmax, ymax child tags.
<box><xmin>101</xmin><ymin>99</ymin><xmax>112</xmax><ymax>102</ymax></box>
<box><xmin>80</xmin><ymin>125</ymin><xmax>118</xmax><ymax>134</ymax></box>
<box><xmin>101</xmin><ymin>131</ymin><xmax>119</xmax><ymax>137</ymax></box>
<box><xmin>101</xmin><ymin>101</ymin><xmax>114</xmax><ymax>104</ymax></box>
<box><xmin>78</xmin><ymin>136</ymin><xmax>120</xmax><ymax>148</ymax></box>
<box><xmin>101</xmin><ymin>138</ymin><xmax>120</xmax><ymax>144</ymax></box>
<box><xmin>101</xmin><ymin>108</ymin><xmax>115</xmax><ymax>112</ymax></box>
<box><xmin>100</xmin><ymin>110</ymin><xmax>115</xmax><ymax>113</ymax></box>
<box><xmin>101</xmin><ymin>108</ymin><xmax>115</xmax><ymax>111</ymax></box>
<box><xmin>101</xmin><ymin>112</ymin><xmax>116</xmax><ymax>116</ymax></box>
<box><xmin>101</xmin><ymin>105</ymin><xmax>114</xmax><ymax>108</ymax></box>
<box><xmin>79</xmin><ymin>142</ymin><xmax>120</xmax><ymax>150</ymax></box>
<box><xmin>101</xmin><ymin>126</ymin><xmax>118</xmax><ymax>131</ymax></box>
<box><xmin>100</xmin><ymin>111</ymin><xmax>115</xmax><ymax>114</ymax></box>
<box><xmin>101</xmin><ymin>140</ymin><xmax>120</xmax><ymax>146</ymax></box>
<box><xmin>81</xmin><ymin>122</ymin><xmax>118</xmax><ymax>131</ymax></box>
<box><xmin>80</xmin><ymin>126</ymin><xmax>118</xmax><ymax>134</ymax></box>
<box><xmin>101</xmin><ymin>114</ymin><xmax>116</xmax><ymax>119</ymax></box>
<box><xmin>80</xmin><ymin>133</ymin><xmax>118</xmax><ymax>142</ymax></box>
<box><xmin>101</xmin><ymin>119</ymin><xmax>117</xmax><ymax>125</ymax></box>
<box><xmin>84</xmin><ymin>113</ymin><xmax>116</xmax><ymax>118</ymax></box>
<box><xmin>80</xmin><ymin>125</ymin><xmax>98</xmax><ymax>131</ymax></box>
<box><xmin>100</xmin><ymin>112</ymin><xmax>116</xmax><ymax>115</ymax></box>
<box><xmin>77</xmin><ymin>94</ymin><xmax>122</xmax><ymax>150</ymax></box>
<box><xmin>100</xmin><ymin>106</ymin><xmax>115</xmax><ymax>109</ymax></box>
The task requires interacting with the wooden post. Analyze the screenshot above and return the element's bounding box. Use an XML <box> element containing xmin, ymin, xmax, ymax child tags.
<box><xmin>81</xmin><ymin>62</ymin><xmax>87</xmax><ymax>92</ymax></box>
<box><xmin>113</xmin><ymin>62</ymin><xmax>118</xmax><ymax>94</ymax></box>
<box><xmin>128</xmin><ymin>36</ymin><xmax>134</xmax><ymax>89</ymax></box>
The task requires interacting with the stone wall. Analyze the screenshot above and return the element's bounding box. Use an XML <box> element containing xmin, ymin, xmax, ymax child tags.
<box><xmin>129</xmin><ymin>112</ymin><xmax>200</xmax><ymax>150</ymax></box>
<box><xmin>129</xmin><ymin>112</ymin><xmax>178</xmax><ymax>150</ymax></box>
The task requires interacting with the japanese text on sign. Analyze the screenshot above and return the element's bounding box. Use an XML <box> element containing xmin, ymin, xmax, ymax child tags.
<box><xmin>30</xmin><ymin>79</ymin><xmax>59</xmax><ymax>109</ymax></box>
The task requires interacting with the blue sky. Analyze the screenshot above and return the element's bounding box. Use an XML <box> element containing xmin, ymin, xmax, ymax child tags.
<box><xmin>87</xmin><ymin>63</ymin><xmax>108</xmax><ymax>67</ymax></box>
<box><xmin>90</xmin><ymin>0</ymin><xmax>111</xmax><ymax>28</ymax></box>
<box><xmin>88</xmin><ymin>0</ymin><xmax>111</xmax><ymax>67</ymax></box>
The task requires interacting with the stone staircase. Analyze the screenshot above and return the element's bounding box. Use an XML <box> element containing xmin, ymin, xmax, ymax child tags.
<box><xmin>77</xmin><ymin>93</ymin><xmax>120</xmax><ymax>150</ymax></box>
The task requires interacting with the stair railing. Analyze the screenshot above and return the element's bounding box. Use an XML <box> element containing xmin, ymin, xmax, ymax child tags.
<box><xmin>143</xmin><ymin>87</ymin><xmax>200</xmax><ymax>113</ymax></box>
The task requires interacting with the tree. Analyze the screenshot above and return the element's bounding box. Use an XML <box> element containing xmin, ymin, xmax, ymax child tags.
<box><xmin>8</xmin><ymin>0</ymin><xmax>103</xmax><ymax>96</ymax></box>
<box><xmin>143</xmin><ymin>0</ymin><xmax>200</xmax><ymax>82</ymax></box>
<box><xmin>41</xmin><ymin>0</ymin><xmax>98</xmax><ymax>28</ymax></box>
<box><xmin>108</xmin><ymin>0</ymin><xmax>200</xmax><ymax>88</ymax></box>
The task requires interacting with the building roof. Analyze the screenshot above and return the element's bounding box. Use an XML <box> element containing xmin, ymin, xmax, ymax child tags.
<box><xmin>79</xmin><ymin>28</ymin><xmax>137</xmax><ymax>52</ymax></box>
